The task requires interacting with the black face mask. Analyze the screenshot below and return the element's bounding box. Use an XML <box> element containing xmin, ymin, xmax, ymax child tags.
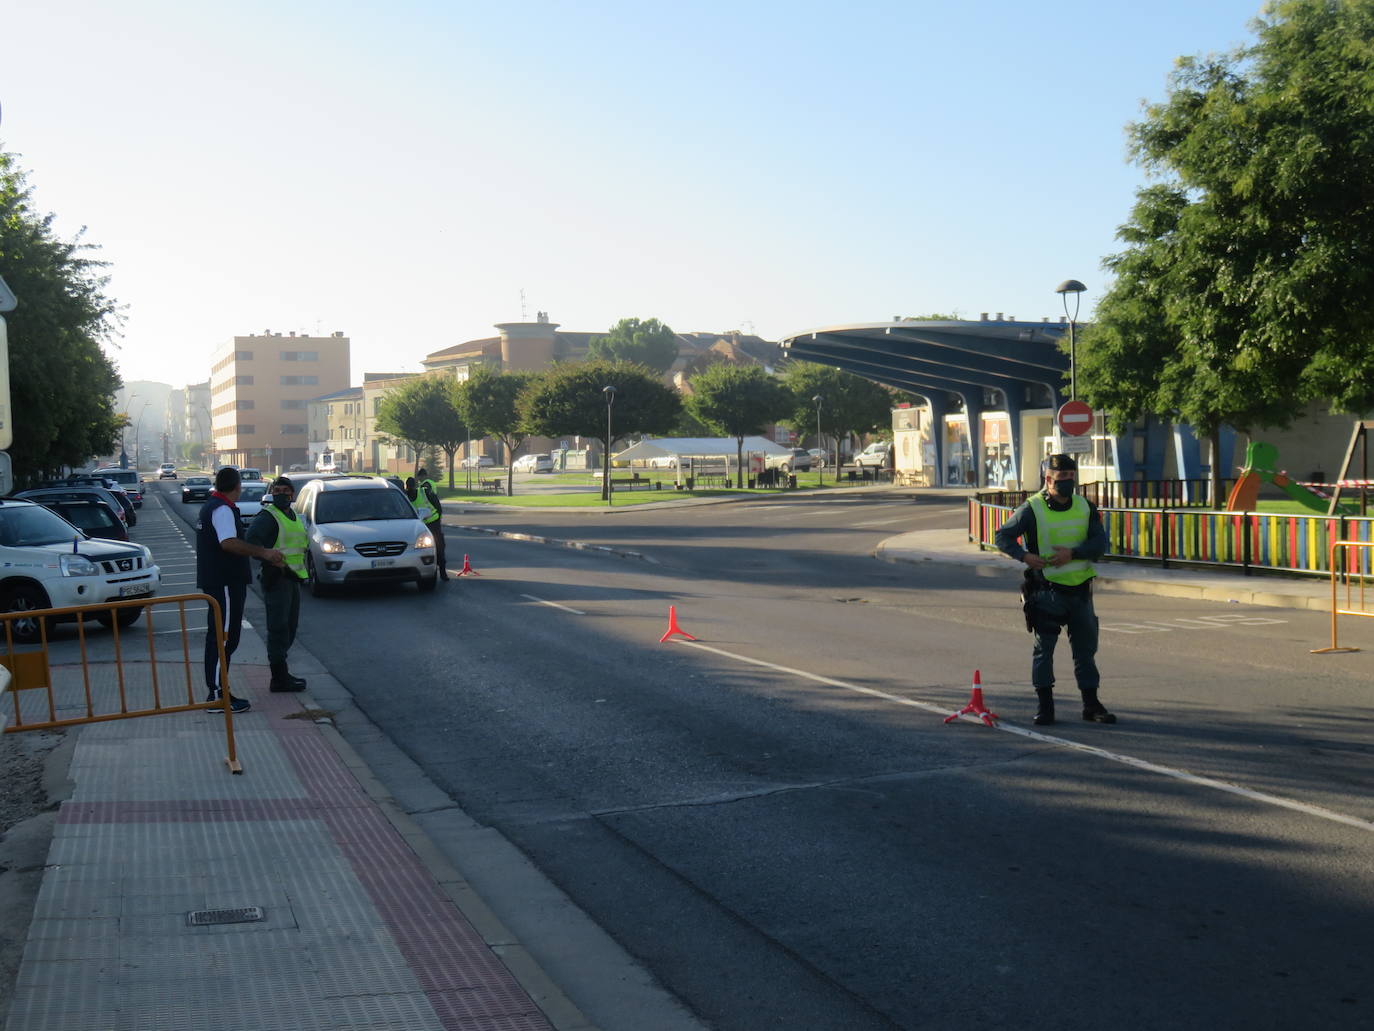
<box><xmin>271</xmin><ymin>494</ymin><xmax>293</xmax><ymax>510</ymax></box>
<box><xmin>1052</xmin><ymin>479</ymin><xmax>1076</xmax><ymax>498</ymax></box>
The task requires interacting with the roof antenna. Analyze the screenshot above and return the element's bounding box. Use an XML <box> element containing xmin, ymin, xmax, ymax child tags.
<box><xmin>519</xmin><ymin>288</ymin><xmax>528</xmax><ymax>321</ymax></box>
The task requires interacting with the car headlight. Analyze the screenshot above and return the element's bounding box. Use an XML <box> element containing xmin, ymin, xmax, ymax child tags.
<box><xmin>60</xmin><ymin>554</ymin><xmax>100</xmax><ymax>577</ymax></box>
<box><xmin>319</xmin><ymin>537</ymin><xmax>347</xmax><ymax>555</ymax></box>
<box><xmin>415</xmin><ymin>531</ymin><xmax>435</xmax><ymax>550</ymax></box>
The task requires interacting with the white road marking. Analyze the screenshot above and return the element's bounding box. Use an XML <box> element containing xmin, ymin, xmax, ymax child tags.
<box><xmin>852</xmin><ymin>516</ymin><xmax>912</xmax><ymax>527</ymax></box>
<box><xmin>519</xmin><ymin>593</ymin><xmax>586</xmax><ymax>615</ymax></box>
<box><xmin>675</xmin><ymin>640</ymin><xmax>1374</xmax><ymax>835</ymax></box>
<box><xmin>1104</xmin><ymin>613</ymin><xmax>1289</xmax><ymax>634</ymax></box>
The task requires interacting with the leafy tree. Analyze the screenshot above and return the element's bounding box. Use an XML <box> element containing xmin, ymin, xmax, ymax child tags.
<box><xmin>586</xmin><ymin>317</ymin><xmax>679</xmax><ymax>374</ymax></box>
<box><xmin>376</xmin><ymin>375</ymin><xmax>467</xmax><ymax>485</ymax></box>
<box><xmin>1078</xmin><ymin>0</ymin><xmax>1374</xmax><ymax>499</ymax></box>
<box><xmin>520</xmin><ymin>359</ymin><xmax>681</xmax><ymax>499</ymax></box>
<box><xmin>455</xmin><ymin>367</ymin><xmax>538</xmax><ymax>496</ymax></box>
<box><xmin>0</xmin><ymin>147</ymin><xmax>123</xmax><ymax>484</ymax></box>
<box><xmin>779</xmin><ymin>363</ymin><xmax>894</xmax><ymax>475</ymax></box>
<box><xmin>685</xmin><ymin>365</ymin><xmax>792</xmax><ymax>483</ymax></box>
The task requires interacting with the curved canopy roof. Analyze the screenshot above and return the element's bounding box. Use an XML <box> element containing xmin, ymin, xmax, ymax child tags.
<box><xmin>779</xmin><ymin>319</ymin><xmax>1072</xmax><ymax>407</ymax></box>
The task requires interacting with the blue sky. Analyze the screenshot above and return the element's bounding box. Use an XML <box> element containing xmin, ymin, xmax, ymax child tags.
<box><xmin>2</xmin><ymin>0</ymin><xmax>1265</xmax><ymax>387</ymax></box>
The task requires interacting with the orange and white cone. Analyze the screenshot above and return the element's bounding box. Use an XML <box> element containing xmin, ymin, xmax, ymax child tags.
<box><xmin>456</xmin><ymin>553</ymin><xmax>481</xmax><ymax>576</ymax></box>
<box><xmin>943</xmin><ymin>670</ymin><xmax>999</xmax><ymax>727</ymax></box>
<box><xmin>659</xmin><ymin>605</ymin><xmax>698</xmax><ymax>643</ymax></box>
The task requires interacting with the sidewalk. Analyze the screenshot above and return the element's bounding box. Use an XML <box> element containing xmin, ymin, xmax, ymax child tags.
<box><xmin>3</xmin><ymin>657</ymin><xmax>590</xmax><ymax>1030</ymax></box>
<box><xmin>876</xmin><ymin>526</ymin><xmax>1336</xmax><ymax>612</ymax></box>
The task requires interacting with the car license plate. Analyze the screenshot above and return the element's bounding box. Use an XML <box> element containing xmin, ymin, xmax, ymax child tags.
<box><xmin>371</xmin><ymin>558</ymin><xmax>395</xmax><ymax>568</ymax></box>
<box><xmin>119</xmin><ymin>584</ymin><xmax>153</xmax><ymax>597</ymax></box>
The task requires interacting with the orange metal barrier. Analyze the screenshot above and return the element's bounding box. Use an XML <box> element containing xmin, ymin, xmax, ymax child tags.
<box><xmin>1311</xmin><ymin>541</ymin><xmax>1374</xmax><ymax>654</ymax></box>
<box><xmin>0</xmin><ymin>592</ymin><xmax>242</xmax><ymax>773</ymax></box>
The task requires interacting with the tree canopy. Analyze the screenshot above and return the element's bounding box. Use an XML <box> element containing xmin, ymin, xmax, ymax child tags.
<box><xmin>586</xmin><ymin>317</ymin><xmax>680</xmax><ymax>373</ymax></box>
<box><xmin>520</xmin><ymin>359</ymin><xmax>681</xmax><ymax>498</ymax></box>
<box><xmin>376</xmin><ymin>375</ymin><xmax>467</xmax><ymax>483</ymax></box>
<box><xmin>779</xmin><ymin>363</ymin><xmax>894</xmax><ymax>469</ymax></box>
<box><xmin>455</xmin><ymin>367</ymin><xmax>538</xmax><ymax>494</ymax></box>
<box><xmin>1078</xmin><ymin>0</ymin><xmax>1374</xmax><ymax>452</ymax></box>
<box><xmin>685</xmin><ymin>364</ymin><xmax>793</xmax><ymax>479</ymax></box>
<box><xmin>0</xmin><ymin>147</ymin><xmax>123</xmax><ymax>484</ymax></box>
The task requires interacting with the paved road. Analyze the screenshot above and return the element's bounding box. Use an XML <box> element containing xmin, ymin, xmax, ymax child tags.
<box><xmin>141</xmin><ymin>481</ymin><xmax>1374</xmax><ymax>1031</ymax></box>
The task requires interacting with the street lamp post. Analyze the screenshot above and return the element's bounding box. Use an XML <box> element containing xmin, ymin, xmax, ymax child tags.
<box><xmin>1055</xmin><ymin>279</ymin><xmax>1087</xmax><ymax>401</ymax></box>
<box><xmin>602</xmin><ymin>385</ymin><xmax>616</xmax><ymax>505</ymax></box>
<box><xmin>132</xmin><ymin>402</ymin><xmax>151</xmax><ymax>472</ymax></box>
<box><xmin>812</xmin><ymin>395</ymin><xmax>824</xmax><ymax>487</ymax></box>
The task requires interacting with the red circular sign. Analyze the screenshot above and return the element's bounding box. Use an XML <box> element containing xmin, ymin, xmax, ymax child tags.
<box><xmin>1056</xmin><ymin>400</ymin><xmax>1094</xmax><ymax>436</ymax></box>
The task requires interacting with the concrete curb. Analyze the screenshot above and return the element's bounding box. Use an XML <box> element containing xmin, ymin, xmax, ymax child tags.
<box><xmin>452</xmin><ymin>525</ymin><xmax>656</xmax><ymax>564</ymax></box>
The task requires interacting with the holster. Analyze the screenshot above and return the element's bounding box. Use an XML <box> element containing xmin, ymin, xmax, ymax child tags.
<box><xmin>1020</xmin><ymin>568</ymin><xmax>1070</xmax><ymax>634</ymax></box>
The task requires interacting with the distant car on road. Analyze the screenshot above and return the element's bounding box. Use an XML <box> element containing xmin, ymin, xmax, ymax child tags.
<box><xmin>158</xmin><ymin>463</ymin><xmax>177</xmax><ymax>479</ymax></box>
<box><xmin>512</xmin><ymin>453</ymin><xmax>554</xmax><ymax>473</ymax></box>
<box><xmin>181</xmin><ymin>476</ymin><xmax>213</xmax><ymax>503</ymax></box>
<box><xmin>93</xmin><ymin>468</ymin><xmax>144</xmax><ymax>507</ymax></box>
<box><xmin>461</xmin><ymin>455</ymin><xmax>495</xmax><ymax>469</ymax></box>
<box><xmin>766</xmin><ymin>448</ymin><xmax>812</xmax><ymax>473</ymax></box>
<box><xmin>238</xmin><ymin>467</ymin><xmax>263</xmax><ymax>482</ymax></box>
<box><xmin>237</xmin><ymin>482</ymin><xmax>269</xmax><ymax>519</ymax></box>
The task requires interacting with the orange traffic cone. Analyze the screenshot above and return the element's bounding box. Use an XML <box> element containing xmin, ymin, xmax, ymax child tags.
<box><xmin>659</xmin><ymin>605</ymin><xmax>697</xmax><ymax>643</ymax></box>
<box><xmin>456</xmin><ymin>554</ymin><xmax>481</xmax><ymax>577</ymax></box>
<box><xmin>943</xmin><ymin>670</ymin><xmax>999</xmax><ymax>727</ymax></box>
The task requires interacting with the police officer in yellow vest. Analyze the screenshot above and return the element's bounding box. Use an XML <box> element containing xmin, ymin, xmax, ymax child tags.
<box><xmin>244</xmin><ymin>476</ymin><xmax>308</xmax><ymax>691</ymax></box>
<box><xmin>994</xmin><ymin>454</ymin><xmax>1115</xmax><ymax>725</ymax></box>
<box><xmin>408</xmin><ymin>468</ymin><xmax>448</xmax><ymax>580</ymax></box>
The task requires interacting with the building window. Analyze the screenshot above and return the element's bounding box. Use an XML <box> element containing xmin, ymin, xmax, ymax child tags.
<box><xmin>235</xmin><ymin>400</ymin><xmax>255</xmax><ymax>410</ymax></box>
<box><xmin>237</xmin><ymin>424</ymin><xmax>256</xmax><ymax>435</ymax></box>
<box><xmin>279</xmin><ymin>375</ymin><xmax>319</xmax><ymax>385</ymax></box>
<box><xmin>373</xmin><ymin>398</ymin><xmax>382</xmax><ymax>415</ymax></box>
<box><xmin>280</xmin><ymin>399</ymin><xmax>307</xmax><ymax>409</ymax></box>
<box><xmin>280</xmin><ymin>424</ymin><xmax>307</xmax><ymax>435</ymax></box>
<box><xmin>280</xmin><ymin>350</ymin><xmax>319</xmax><ymax>361</ymax></box>
<box><xmin>236</xmin><ymin>350</ymin><xmax>254</xmax><ymax>360</ymax></box>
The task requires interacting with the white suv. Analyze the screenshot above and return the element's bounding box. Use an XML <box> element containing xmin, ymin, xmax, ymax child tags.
<box><xmin>0</xmin><ymin>498</ymin><xmax>162</xmax><ymax>645</ymax></box>
<box><xmin>294</xmin><ymin>477</ymin><xmax>437</xmax><ymax>595</ymax></box>
<box><xmin>158</xmin><ymin>463</ymin><xmax>177</xmax><ymax>479</ymax></box>
<box><xmin>854</xmin><ymin>441</ymin><xmax>892</xmax><ymax>471</ymax></box>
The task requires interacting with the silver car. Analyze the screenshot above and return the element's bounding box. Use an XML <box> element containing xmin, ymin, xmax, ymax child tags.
<box><xmin>294</xmin><ymin>477</ymin><xmax>437</xmax><ymax>595</ymax></box>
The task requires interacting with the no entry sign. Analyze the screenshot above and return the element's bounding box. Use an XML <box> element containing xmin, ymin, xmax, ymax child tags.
<box><xmin>1056</xmin><ymin>400</ymin><xmax>1094</xmax><ymax>437</ymax></box>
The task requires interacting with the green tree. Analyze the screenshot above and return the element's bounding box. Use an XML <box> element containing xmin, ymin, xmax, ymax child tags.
<box><xmin>1078</xmin><ymin>0</ymin><xmax>1374</xmax><ymax>498</ymax></box>
<box><xmin>685</xmin><ymin>364</ymin><xmax>792</xmax><ymax>483</ymax></box>
<box><xmin>586</xmin><ymin>317</ymin><xmax>679</xmax><ymax>373</ymax></box>
<box><xmin>780</xmin><ymin>363</ymin><xmax>894</xmax><ymax>475</ymax></box>
<box><xmin>455</xmin><ymin>367</ymin><xmax>538</xmax><ymax>496</ymax></box>
<box><xmin>520</xmin><ymin>359</ymin><xmax>681</xmax><ymax>500</ymax></box>
<box><xmin>0</xmin><ymin>148</ymin><xmax>123</xmax><ymax>484</ymax></box>
<box><xmin>376</xmin><ymin>375</ymin><xmax>467</xmax><ymax>485</ymax></box>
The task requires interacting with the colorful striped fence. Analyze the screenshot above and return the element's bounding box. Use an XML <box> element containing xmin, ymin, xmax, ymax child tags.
<box><xmin>968</xmin><ymin>497</ymin><xmax>1374</xmax><ymax>577</ymax></box>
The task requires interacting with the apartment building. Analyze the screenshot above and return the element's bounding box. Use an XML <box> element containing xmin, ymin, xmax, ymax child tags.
<box><xmin>209</xmin><ymin>331</ymin><xmax>350</xmax><ymax>469</ymax></box>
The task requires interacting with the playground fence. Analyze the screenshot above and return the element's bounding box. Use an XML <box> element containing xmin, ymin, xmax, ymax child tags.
<box><xmin>968</xmin><ymin>496</ymin><xmax>1374</xmax><ymax>579</ymax></box>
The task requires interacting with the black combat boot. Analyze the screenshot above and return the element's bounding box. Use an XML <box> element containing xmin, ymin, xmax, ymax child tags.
<box><xmin>1033</xmin><ymin>687</ymin><xmax>1055</xmax><ymax>726</ymax></box>
<box><xmin>1080</xmin><ymin>689</ymin><xmax>1117</xmax><ymax>723</ymax></box>
<box><xmin>270</xmin><ymin>662</ymin><xmax>305</xmax><ymax>693</ymax></box>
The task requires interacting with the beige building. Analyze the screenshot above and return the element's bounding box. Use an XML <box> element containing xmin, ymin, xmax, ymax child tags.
<box><xmin>210</xmin><ymin>331</ymin><xmax>350</xmax><ymax>469</ymax></box>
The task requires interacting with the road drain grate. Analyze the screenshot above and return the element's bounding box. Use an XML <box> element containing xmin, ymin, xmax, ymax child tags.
<box><xmin>187</xmin><ymin>906</ymin><xmax>264</xmax><ymax>926</ymax></box>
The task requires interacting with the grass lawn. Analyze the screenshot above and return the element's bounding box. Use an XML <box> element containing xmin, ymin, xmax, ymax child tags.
<box><xmin>1254</xmin><ymin>499</ymin><xmax>1361</xmax><ymax>516</ymax></box>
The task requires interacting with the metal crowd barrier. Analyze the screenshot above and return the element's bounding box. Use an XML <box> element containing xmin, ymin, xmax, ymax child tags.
<box><xmin>1311</xmin><ymin>540</ymin><xmax>1374</xmax><ymax>654</ymax></box>
<box><xmin>0</xmin><ymin>592</ymin><xmax>243</xmax><ymax>773</ymax></box>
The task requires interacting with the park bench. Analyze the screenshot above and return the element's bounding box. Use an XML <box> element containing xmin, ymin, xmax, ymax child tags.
<box><xmin>481</xmin><ymin>478</ymin><xmax>504</xmax><ymax>494</ymax></box>
<box><xmin>610</xmin><ymin>475</ymin><xmax>659</xmax><ymax>491</ymax></box>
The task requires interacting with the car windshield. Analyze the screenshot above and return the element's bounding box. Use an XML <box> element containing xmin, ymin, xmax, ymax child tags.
<box><xmin>314</xmin><ymin>489</ymin><xmax>416</xmax><ymax>524</ymax></box>
<box><xmin>0</xmin><ymin>505</ymin><xmax>85</xmax><ymax>547</ymax></box>
<box><xmin>240</xmin><ymin>484</ymin><xmax>268</xmax><ymax>502</ymax></box>
<box><xmin>186</xmin><ymin>478</ymin><xmax>210</xmax><ymax>486</ymax></box>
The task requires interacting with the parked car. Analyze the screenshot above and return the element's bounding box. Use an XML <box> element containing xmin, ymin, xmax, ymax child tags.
<box><xmin>158</xmin><ymin>463</ymin><xmax>177</xmax><ymax>479</ymax></box>
<box><xmin>93</xmin><ymin>468</ymin><xmax>144</xmax><ymax>507</ymax></box>
<box><xmin>181</xmin><ymin>476</ymin><xmax>213</xmax><ymax>503</ymax></box>
<box><xmin>649</xmin><ymin>455</ymin><xmax>680</xmax><ymax>470</ymax></box>
<box><xmin>460</xmin><ymin>455</ymin><xmax>495</xmax><ymax>469</ymax></box>
<box><xmin>293</xmin><ymin>477</ymin><xmax>437</xmax><ymax>595</ymax></box>
<box><xmin>27</xmin><ymin>499</ymin><xmax>129</xmax><ymax>542</ymax></box>
<box><xmin>237</xmin><ymin>482</ymin><xmax>269</xmax><ymax>519</ymax></box>
<box><xmin>766</xmin><ymin>448</ymin><xmax>812</xmax><ymax>473</ymax></box>
<box><xmin>854</xmin><ymin>441</ymin><xmax>892</xmax><ymax>471</ymax></box>
<box><xmin>24</xmin><ymin>486</ymin><xmax>132</xmax><ymax>529</ymax></box>
<box><xmin>807</xmin><ymin>448</ymin><xmax>829</xmax><ymax>465</ymax></box>
<box><xmin>0</xmin><ymin>498</ymin><xmax>161</xmax><ymax>644</ymax></box>
<box><xmin>512</xmin><ymin>453</ymin><xmax>554</xmax><ymax>473</ymax></box>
